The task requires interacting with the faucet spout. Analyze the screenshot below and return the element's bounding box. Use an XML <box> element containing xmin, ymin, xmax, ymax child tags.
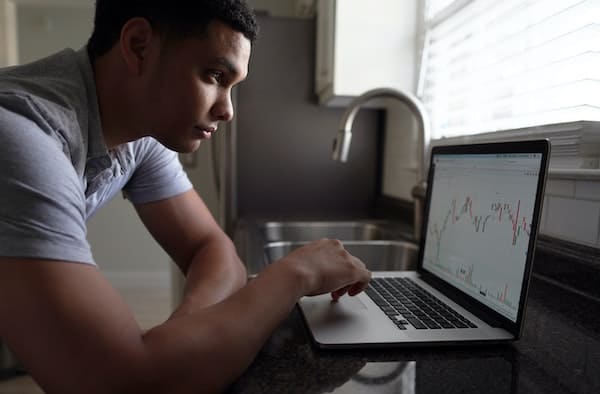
<box><xmin>332</xmin><ymin>87</ymin><xmax>431</xmax><ymax>241</ymax></box>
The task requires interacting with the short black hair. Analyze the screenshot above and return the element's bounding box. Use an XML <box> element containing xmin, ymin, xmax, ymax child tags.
<box><xmin>87</xmin><ymin>0</ymin><xmax>259</xmax><ymax>59</ymax></box>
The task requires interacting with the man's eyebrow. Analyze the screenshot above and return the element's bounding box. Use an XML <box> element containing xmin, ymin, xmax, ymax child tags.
<box><xmin>212</xmin><ymin>57</ymin><xmax>240</xmax><ymax>76</ymax></box>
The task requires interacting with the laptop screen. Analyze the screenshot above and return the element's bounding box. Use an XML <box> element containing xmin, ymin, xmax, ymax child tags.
<box><xmin>421</xmin><ymin>150</ymin><xmax>543</xmax><ymax>322</ymax></box>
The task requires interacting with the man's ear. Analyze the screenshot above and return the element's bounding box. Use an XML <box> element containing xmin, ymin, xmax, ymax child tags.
<box><xmin>119</xmin><ymin>17</ymin><xmax>156</xmax><ymax>76</ymax></box>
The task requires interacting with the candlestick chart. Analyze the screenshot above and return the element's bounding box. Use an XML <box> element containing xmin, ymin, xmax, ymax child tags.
<box><xmin>422</xmin><ymin>158</ymin><xmax>540</xmax><ymax>321</ymax></box>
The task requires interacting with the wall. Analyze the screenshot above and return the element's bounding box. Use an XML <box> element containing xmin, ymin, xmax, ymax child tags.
<box><xmin>248</xmin><ymin>0</ymin><xmax>318</xmax><ymax>18</ymax></box>
<box><xmin>541</xmin><ymin>178</ymin><xmax>600</xmax><ymax>247</ymax></box>
<box><xmin>16</xmin><ymin>3</ymin><xmax>92</xmax><ymax>63</ymax></box>
<box><xmin>235</xmin><ymin>15</ymin><xmax>380</xmax><ymax>220</ymax></box>
<box><xmin>248</xmin><ymin>0</ymin><xmax>297</xmax><ymax>17</ymax></box>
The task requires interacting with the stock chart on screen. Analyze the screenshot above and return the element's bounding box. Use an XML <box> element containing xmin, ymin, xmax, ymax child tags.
<box><xmin>422</xmin><ymin>153</ymin><xmax>542</xmax><ymax>321</ymax></box>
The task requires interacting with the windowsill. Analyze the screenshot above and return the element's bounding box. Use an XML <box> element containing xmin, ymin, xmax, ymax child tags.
<box><xmin>431</xmin><ymin>121</ymin><xmax>600</xmax><ymax>181</ymax></box>
<box><xmin>549</xmin><ymin>168</ymin><xmax>600</xmax><ymax>181</ymax></box>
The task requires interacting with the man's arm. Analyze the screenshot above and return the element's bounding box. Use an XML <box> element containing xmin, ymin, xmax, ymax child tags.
<box><xmin>134</xmin><ymin>189</ymin><xmax>247</xmax><ymax>313</ymax></box>
<box><xmin>0</xmin><ymin>238</ymin><xmax>369</xmax><ymax>393</ymax></box>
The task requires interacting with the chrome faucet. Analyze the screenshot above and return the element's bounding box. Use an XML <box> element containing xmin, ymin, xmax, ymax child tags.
<box><xmin>332</xmin><ymin>87</ymin><xmax>431</xmax><ymax>241</ymax></box>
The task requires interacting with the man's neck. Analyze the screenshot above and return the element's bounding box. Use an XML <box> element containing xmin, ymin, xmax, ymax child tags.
<box><xmin>92</xmin><ymin>50</ymin><xmax>143</xmax><ymax>149</ymax></box>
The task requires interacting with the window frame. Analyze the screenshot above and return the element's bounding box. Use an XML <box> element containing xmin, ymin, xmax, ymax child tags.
<box><xmin>416</xmin><ymin>0</ymin><xmax>600</xmax><ymax>177</ymax></box>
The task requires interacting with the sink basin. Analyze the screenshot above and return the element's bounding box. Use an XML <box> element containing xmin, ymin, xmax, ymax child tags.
<box><xmin>263</xmin><ymin>240</ymin><xmax>418</xmax><ymax>271</ymax></box>
<box><xmin>259</xmin><ymin>220</ymin><xmax>412</xmax><ymax>242</ymax></box>
<box><xmin>234</xmin><ymin>219</ymin><xmax>415</xmax><ymax>274</ymax></box>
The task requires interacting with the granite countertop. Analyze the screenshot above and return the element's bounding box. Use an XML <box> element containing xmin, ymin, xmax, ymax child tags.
<box><xmin>228</xmin><ymin>276</ymin><xmax>600</xmax><ymax>394</ymax></box>
<box><xmin>1</xmin><ymin>238</ymin><xmax>598</xmax><ymax>393</ymax></box>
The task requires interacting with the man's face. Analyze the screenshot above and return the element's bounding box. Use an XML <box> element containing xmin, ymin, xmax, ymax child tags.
<box><xmin>143</xmin><ymin>20</ymin><xmax>251</xmax><ymax>153</ymax></box>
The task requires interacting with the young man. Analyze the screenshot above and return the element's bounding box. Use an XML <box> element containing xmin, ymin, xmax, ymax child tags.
<box><xmin>0</xmin><ymin>1</ymin><xmax>371</xmax><ymax>393</ymax></box>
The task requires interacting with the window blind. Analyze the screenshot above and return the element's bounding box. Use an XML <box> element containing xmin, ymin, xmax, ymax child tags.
<box><xmin>421</xmin><ymin>0</ymin><xmax>599</xmax><ymax>140</ymax></box>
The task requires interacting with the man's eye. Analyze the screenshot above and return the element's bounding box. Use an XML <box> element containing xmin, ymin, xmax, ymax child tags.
<box><xmin>208</xmin><ymin>71</ymin><xmax>224</xmax><ymax>83</ymax></box>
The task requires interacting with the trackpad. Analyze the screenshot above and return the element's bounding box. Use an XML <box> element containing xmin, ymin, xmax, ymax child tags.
<box><xmin>337</xmin><ymin>295</ymin><xmax>368</xmax><ymax>311</ymax></box>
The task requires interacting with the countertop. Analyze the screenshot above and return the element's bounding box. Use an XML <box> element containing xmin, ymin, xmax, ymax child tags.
<box><xmin>2</xmin><ymin>224</ymin><xmax>598</xmax><ymax>393</ymax></box>
<box><xmin>228</xmin><ymin>276</ymin><xmax>600</xmax><ymax>393</ymax></box>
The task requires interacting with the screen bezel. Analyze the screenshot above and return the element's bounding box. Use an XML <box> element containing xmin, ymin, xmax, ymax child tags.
<box><xmin>416</xmin><ymin>139</ymin><xmax>550</xmax><ymax>336</ymax></box>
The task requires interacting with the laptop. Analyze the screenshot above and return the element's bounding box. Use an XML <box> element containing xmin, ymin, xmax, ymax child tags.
<box><xmin>298</xmin><ymin>139</ymin><xmax>550</xmax><ymax>348</ymax></box>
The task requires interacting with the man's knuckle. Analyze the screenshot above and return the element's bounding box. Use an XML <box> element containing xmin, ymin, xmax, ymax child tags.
<box><xmin>329</xmin><ymin>239</ymin><xmax>343</xmax><ymax>248</ymax></box>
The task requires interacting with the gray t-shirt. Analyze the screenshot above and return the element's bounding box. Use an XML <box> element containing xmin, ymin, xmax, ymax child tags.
<box><xmin>0</xmin><ymin>48</ymin><xmax>193</xmax><ymax>265</ymax></box>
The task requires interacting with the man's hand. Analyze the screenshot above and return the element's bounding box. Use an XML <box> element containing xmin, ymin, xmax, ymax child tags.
<box><xmin>267</xmin><ymin>238</ymin><xmax>371</xmax><ymax>300</ymax></box>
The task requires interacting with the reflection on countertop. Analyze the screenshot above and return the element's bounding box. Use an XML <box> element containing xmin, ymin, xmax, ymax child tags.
<box><xmin>228</xmin><ymin>277</ymin><xmax>600</xmax><ymax>394</ymax></box>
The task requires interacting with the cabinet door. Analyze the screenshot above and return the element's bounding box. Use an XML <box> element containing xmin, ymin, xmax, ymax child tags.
<box><xmin>315</xmin><ymin>0</ymin><xmax>418</xmax><ymax>106</ymax></box>
<box><xmin>314</xmin><ymin>0</ymin><xmax>335</xmax><ymax>98</ymax></box>
<box><xmin>0</xmin><ymin>0</ymin><xmax>18</xmax><ymax>66</ymax></box>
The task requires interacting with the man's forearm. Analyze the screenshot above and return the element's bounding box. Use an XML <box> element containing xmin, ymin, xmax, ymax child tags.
<box><xmin>173</xmin><ymin>235</ymin><xmax>247</xmax><ymax>316</ymax></box>
<box><xmin>0</xmin><ymin>240</ymin><xmax>369</xmax><ymax>394</ymax></box>
<box><xmin>141</xmin><ymin>259</ymin><xmax>305</xmax><ymax>393</ymax></box>
<box><xmin>142</xmin><ymin>239</ymin><xmax>370</xmax><ymax>393</ymax></box>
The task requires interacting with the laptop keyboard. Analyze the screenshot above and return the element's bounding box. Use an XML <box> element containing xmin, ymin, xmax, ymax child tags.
<box><xmin>365</xmin><ymin>277</ymin><xmax>478</xmax><ymax>330</ymax></box>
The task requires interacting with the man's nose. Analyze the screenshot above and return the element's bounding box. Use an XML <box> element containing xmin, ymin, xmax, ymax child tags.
<box><xmin>212</xmin><ymin>91</ymin><xmax>234</xmax><ymax>122</ymax></box>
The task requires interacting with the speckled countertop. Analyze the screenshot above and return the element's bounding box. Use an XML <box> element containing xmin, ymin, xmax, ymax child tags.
<box><xmin>3</xmin><ymin>219</ymin><xmax>596</xmax><ymax>394</ymax></box>
<box><xmin>229</xmin><ymin>265</ymin><xmax>600</xmax><ymax>393</ymax></box>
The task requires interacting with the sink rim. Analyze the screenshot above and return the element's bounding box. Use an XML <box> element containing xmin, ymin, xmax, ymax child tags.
<box><xmin>262</xmin><ymin>239</ymin><xmax>419</xmax><ymax>270</ymax></box>
<box><xmin>263</xmin><ymin>239</ymin><xmax>418</xmax><ymax>249</ymax></box>
<box><xmin>260</xmin><ymin>219</ymin><xmax>409</xmax><ymax>229</ymax></box>
<box><xmin>257</xmin><ymin>220</ymin><xmax>414</xmax><ymax>242</ymax></box>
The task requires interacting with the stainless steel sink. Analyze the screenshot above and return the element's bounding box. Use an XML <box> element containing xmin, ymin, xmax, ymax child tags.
<box><xmin>234</xmin><ymin>219</ymin><xmax>415</xmax><ymax>274</ymax></box>
<box><xmin>259</xmin><ymin>220</ymin><xmax>412</xmax><ymax>242</ymax></box>
<box><xmin>263</xmin><ymin>240</ymin><xmax>418</xmax><ymax>271</ymax></box>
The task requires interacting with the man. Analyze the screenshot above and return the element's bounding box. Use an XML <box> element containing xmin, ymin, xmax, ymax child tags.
<box><xmin>0</xmin><ymin>1</ymin><xmax>371</xmax><ymax>393</ymax></box>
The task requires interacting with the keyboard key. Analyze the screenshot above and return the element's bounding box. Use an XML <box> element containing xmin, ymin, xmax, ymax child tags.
<box><xmin>422</xmin><ymin>320</ymin><xmax>442</xmax><ymax>329</ymax></box>
<box><xmin>368</xmin><ymin>278</ymin><xmax>476</xmax><ymax>331</ymax></box>
<box><xmin>406</xmin><ymin>317</ymin><xmax>427</xmax><ymax>329</ymax></box>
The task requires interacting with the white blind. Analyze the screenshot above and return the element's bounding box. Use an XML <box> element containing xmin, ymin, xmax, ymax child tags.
<box><xmin>421</xmin><ymin>0</ymin><xmax>600</xmax><ymax>139</ymax></box>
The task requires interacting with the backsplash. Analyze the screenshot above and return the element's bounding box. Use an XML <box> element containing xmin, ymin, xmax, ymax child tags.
<box><xmin>540</xmin><ymin>178</ymin><xmax>600</xmax><ymax>248</ymax></box>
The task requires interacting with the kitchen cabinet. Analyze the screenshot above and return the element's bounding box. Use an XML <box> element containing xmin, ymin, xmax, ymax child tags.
<box><xmin>315</xmin><ymin>0</ymin><xmax>418</xmax><ymax>106</ymax></box>
<box><xmin>0</xmin><ymin>0</ymin><xmax>18</xmax><ymax>67</ymax></box>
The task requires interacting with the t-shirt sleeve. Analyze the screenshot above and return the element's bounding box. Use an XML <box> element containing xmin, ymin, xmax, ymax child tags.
<box><xmin>0</xmin><ymin>108</ymin><xmax>94</xmax><ymax>264</ymax></box>
<box><xmin>123</xmin><ymin>137</ymin><xmax>193</xmax><ymax>204</ymax></box>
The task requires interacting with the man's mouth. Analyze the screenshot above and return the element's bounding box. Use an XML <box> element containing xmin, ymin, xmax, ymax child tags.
<box><xmin>194</xmin><ymin>126</ymin><xmax>217</xmax><ymax>139</ymax></box>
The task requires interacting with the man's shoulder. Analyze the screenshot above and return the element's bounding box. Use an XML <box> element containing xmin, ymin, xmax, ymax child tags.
<box><xmin>0</xmin><ymin>49</ymin><xmax>85</xmax><ymax>126</ymax></box>
<box><xmin>0</xmin><ymin>105</ymin><xmax>77</xmax><ymax>171</ymax></box>
<box><xmin>0</xmin><ymin>49</ymin><xmax>92</xmax><ymax>172</ymax></box>
<box><xmin>0</xmin><ymin>91</ymin><xmax>77</xmax><ymax>134</ymax></box>
<box><xmin>0</xmin><ymin>48</ymin><xmax>83</xmax><ymax>102</ymax></box>
<box><xmin>0</xmin><ymin>91</ymin><xmax>84</xmax><ymax>174</ymax></box>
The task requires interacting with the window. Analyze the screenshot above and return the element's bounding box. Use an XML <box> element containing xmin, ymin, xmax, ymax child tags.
<box><xmin>420</xmin><ymin>0</ymin><xmax>599</xmax><ymax>143</ymax></box>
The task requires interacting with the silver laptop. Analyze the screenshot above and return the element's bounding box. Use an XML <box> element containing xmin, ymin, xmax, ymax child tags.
<box><xmin>298</xmin><ymin>140</ymin><xmax>550</xmax><ymax>348</ymax></box>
